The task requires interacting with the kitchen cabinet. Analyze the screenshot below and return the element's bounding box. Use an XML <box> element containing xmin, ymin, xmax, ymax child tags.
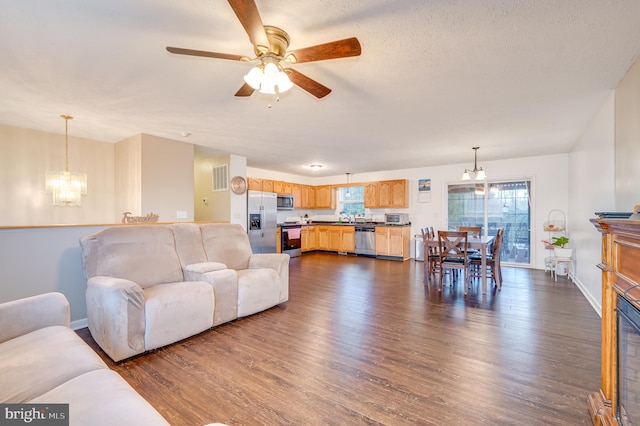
<box><xmin>276</xmin><ymin>227</ymin><xmax>282</xmax><ymax>253</ymax></box>
<box><xmin>375</xmin><ymin>226</ymin><xmax>411</xmax><ymax>259</ymax></box>
<box><xmin>364</xmin><ymin>182</ymin><xmax>379</xmax><ymax>208</ymax></box>
<box><xmin>273</xmin><ymin>180</ymin><xmax>292</xmax><ymax>195</ymax></box>
<box><xmin>316</xmin><ymin>226</ymin><xmax>330</xmax><ymax>250</ymax></box>
<box><xmin>327</xmin><ymin>226</ymin><xmax>355</xmax><ymax>252</ymax></box>
<box><xmin>247</xmin><ymin>177</ymin><xmax>263</xmax><ymax>191</ymax></box>
<box><xmin>302</xmin><ymin>185</ymin><xmax>315</xmax><ymax>209</ymax></box>
<box><xmin>301</xmin><ymin>225</ymin><xmax>316</xmax><ymax>252</ymax></box>
<box><xmin>291</xmin><ymin>184</ymin><xmax>302</xmax><ymax>208</ymax></box>
<box><xmin>315</xmin><ymin>186</ymin><xmax>333</xmax><ymax>209</ymax></box>
<box><xmin>378</xmin><ymin>180</ymin><xmax>408</xmax><ymax>208</ymax></box>
<box><xmin>261</xmin><ymin>179</ymin><xmax>274</xmax><ymax>193</ymax></box>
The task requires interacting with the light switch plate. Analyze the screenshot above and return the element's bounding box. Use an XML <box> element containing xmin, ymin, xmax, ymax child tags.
<box><xmin>176</xmin><ymin>211</ymin><xmax>188</xmax><ymax>219</ymax></box>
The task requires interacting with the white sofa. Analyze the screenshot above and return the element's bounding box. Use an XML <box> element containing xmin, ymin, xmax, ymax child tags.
<box><xmin>0</xmin><ymin>292</ymin><xmax>169</xmax><ymax>426</ymax></box>
<box><xmin>80</xmin><ymin>223</ymin><xmax>289</xmax><ymax>362</ymax></box>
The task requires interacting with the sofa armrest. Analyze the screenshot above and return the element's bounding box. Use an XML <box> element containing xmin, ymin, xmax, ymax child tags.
<box><xmin>85</xmin><ymin>276</ymin><xmax>146</xmax><ymax>362</ymax></box>
<box><xmin>249</xmin><ymin>253</ymin><xmax>290</xmax><ymax>303</ymax></box>
<box><xmin>0</xmin><ymin>292</ymin><xmax>70</xmax><ymax>344</ymax></box>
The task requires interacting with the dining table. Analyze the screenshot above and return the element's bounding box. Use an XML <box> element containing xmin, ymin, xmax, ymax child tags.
<box><xmin>424</xmin><ymin>235</ymin><xmax>495</xmax><ymax>294</ymax></box>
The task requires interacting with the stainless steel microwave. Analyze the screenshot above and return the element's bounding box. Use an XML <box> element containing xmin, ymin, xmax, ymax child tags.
<box><xmin>277</xmin><ymin>195</ymin><xmax>294</xmax><ymax>210</ymax></box>
<box><xmin>385</xmin><ymin>213</ymin><xmax>410</xmax><ymax>225</ymax></box>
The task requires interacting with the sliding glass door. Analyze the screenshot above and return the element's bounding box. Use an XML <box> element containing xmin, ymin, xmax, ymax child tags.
<box><xmin>447</xmin><ymin>180</ymin><xmax>532</xmax><ymax>265</ymax></box>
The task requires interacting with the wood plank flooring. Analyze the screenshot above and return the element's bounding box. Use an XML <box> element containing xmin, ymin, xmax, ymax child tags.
<box><xmin>77</xmin><ymin>252</ymin><xmax>601</xmax><ymax>426</ymax></box>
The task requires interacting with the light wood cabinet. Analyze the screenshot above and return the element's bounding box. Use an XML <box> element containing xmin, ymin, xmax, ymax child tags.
<box><xmin>261</xmin><ymin>179</ymin><xmax>274</xmax><ymax>193</ymax></box>
<box><xmin>317</xmin><ymin>226</ymin><xmax>330</xmax><ymax>250</ymax></box>
<box><xmin>302</xmin><ymin>185</ymin><xmax>315</xmax><ymax>209</ymax></box>
<box><xmin>378</xmin><ymin>179</ymin><xmax>408</xmax><ymax>208</ymax></box>
<box><xmin>276</xmin><ymin>227</ymin><xmax>281</xmax><ymax>253</ymax></box>
<box><xmin>315</xmin><ymin>186</ymin><xmax>333</xmax><ymax>209</ymax></box>
<box><xmin>325</xmin><ymin>226</ymin><xmax>355</xmax><ymax>252</ymax></box>
<box><xmin>364</xmin><ymin>182</ymin><xmax>379</xmax><ymax>208</ymax></box>
<box><xmin>247</xmin><ymin>177</ymin><xmax>263</xmax><ymax>191</ymax></box>
<box><xmin>375</xmin><ymin>226</ymin><xmax>411</xmax><ymax>259</ymax></box>
<box><xmin>301</xmin><ymin>225</ymin><xmax>316</xmax><ymax>252</ymax></box>
<box><xmin>273</xmin><ymin>180</ymin><xmax>292</xmax><ymax>195</ymax></box>
<box><xmin>291</xmin><ymin>184</ymin><xmax>302</xmax><ymax>208</ymax></box>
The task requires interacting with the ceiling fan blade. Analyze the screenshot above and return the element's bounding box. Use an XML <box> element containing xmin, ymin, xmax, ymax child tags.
<box><xmin>286</xmin><ymin>69</ymin><xmax>331</xmax><ymax>99</ymax></box>
<box><xmin>227</xmin><ymin>0</ymin><xmax>270</xmax><ymax>52</ymax></box>
<box><xmin>286</xmin><ymin>37</ymin><xmax>361</xmax><ymax>64</ymax></box>
<box><xmin>166</xmin><ymin>46</ymin><xmax>247</xmax><ymax>61</ymax></box>
<box><xmin>235</xmin><ymin>83</ymin><xmax>255</xmax><ymax>97</ymax></box>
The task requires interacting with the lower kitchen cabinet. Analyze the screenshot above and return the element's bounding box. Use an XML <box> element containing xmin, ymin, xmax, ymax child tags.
<box><xmin>313</xmin><ymin>225</ymin><xmax>354</xmax><ymax>252</ymax></box>
<box><xmin>375</xmin><ymin>226</ymin><xmax>411</xmax><ymax>260</ymax></box>
<box><xmin>301</xmin><ymin>225</ymin><xmax>316</xmax><ymax>252</ymax></box>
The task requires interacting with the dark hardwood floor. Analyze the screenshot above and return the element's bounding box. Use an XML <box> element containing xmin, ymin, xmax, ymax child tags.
<box><xmin>77</xmin><ymin>252</ymin><xmax>601</xmax><ymax>426</ymax></box>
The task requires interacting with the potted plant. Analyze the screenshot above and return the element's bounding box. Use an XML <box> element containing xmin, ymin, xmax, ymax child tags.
<box><xmin>552</xmin><ymin>236</ymin><xmax>572</xmax><ymax>258</ymax></box>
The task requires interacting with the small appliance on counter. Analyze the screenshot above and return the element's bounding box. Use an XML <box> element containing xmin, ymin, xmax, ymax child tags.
<box><xmin>385</xmin><ymin>212</ymin><xmax>410</xmax><ymax>225</ymax></box>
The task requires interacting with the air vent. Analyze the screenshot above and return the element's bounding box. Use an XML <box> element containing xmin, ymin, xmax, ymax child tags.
<box><xmin>212</xmin><ymin>164</ymin><xmax>229</xmax><ymax>192</ymax></box>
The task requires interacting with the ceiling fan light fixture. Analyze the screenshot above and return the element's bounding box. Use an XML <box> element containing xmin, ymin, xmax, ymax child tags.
<box><xmin>276</xmin><ymin>70</ymin><xmax>294</xmax><ymax>92</ymax></box>
<box><xmin>243</xmin><ymin>66</ymin><xmax>263</xmax><ymax>90</ymax></box>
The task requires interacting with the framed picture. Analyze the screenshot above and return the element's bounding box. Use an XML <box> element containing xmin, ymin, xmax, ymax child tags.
<box><xmin>418</xmin><ymin>178</ymin><xmax>431</xmax><ymax>202</ymax></box>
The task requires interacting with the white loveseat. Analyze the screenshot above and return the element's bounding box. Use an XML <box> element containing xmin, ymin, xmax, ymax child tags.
<box><xmin>80</xmin><ymin>223</ymin><xmax>289</xmax><ymax>362</ymax></box>
<box><xmin>0</xmin><ymin>292</ymin><xmax>169</xmax><ymax>425</ymax></box>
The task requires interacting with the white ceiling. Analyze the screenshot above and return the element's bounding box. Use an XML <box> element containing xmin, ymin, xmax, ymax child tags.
<box><xmin>1</xmin><ymin>0</ymin><xmax>639</xmax><ymax>177</ymax></box>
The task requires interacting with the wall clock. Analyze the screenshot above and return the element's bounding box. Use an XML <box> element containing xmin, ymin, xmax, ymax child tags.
<box><xmin>230</xmin><ymin>176</ymin><xmax>247</xmax><ymax>195</ymax></box>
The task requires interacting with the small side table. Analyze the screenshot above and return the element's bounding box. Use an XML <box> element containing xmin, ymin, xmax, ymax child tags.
<box><xmin>551</xmin><ymin>256</ymin><xmax>573</xmax><ymax>282</ymax></box>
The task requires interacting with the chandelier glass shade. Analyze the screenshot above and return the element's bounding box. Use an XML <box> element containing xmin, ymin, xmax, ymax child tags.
<box><xmin>243</xmin><ymin>60</ymin><xmax>293</xmax><ymax>94</ymax></box>
<box><xmin>45</xmin><ymin>115</ymin><xmax>87</xmax><ymax>206</ymax></box>
<box><xmin>461</xmin><ymin>146</ymin><xmax>486</xmax><ymax>181</ymax></box>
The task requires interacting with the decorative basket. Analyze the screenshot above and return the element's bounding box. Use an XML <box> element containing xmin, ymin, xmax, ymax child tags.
<box><xmin>543</xmin><ymin>221</ymin><xmax>565</xmax><ymax>232</ymax></box>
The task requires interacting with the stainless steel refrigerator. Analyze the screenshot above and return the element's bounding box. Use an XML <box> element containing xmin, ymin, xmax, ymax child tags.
<box><xmin>247</xmin><ymin>190</ymin><xmax>277</xmax><ymax>254</ymax></box>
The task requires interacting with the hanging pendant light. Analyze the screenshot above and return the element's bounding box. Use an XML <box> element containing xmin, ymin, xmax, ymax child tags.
<box><xmin>345</xmin><ymin>172</ymin><xmax>351</xmax><ymax>198</ymax></box>
<box><xmin>45</xmin><ymin>115</ymin><xmax>87</xmax><ymax>206</ymax></box>
<box><xmin>461</xmin><ymin>146</ymin><xmax>486</xmax><ymax>181</ymax></box>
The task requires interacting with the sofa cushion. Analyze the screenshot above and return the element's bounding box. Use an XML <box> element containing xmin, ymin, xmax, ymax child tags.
<box><xmin>143</xmin><ymin>281</ymin><xmax>215</xmax><ymax>351</ymax></box>
<box><xmin>0</xmin><ymin>326</ymin><xmax>107</xmax><ymax>403</ymax></box>
<box><xmin>31</xmin><ymin>369</ymin><xmax>169</xmax><ymax>426</ymax></box>
<box><xmin>171</xmin><ymin>223</ymin><xmax>208</xmax><ymax>268</ymax></box>
<box><xmin>237</xmin><ymin>269</ymin><xmax>282</xmax><ymax>318</ymax></box>
<box><xmin>200</xmin><ymin>224</ymin><xmax>253</xmax><ymax>270</ymax></box>
<box><xmin>81</xmin><ymin>225</ymin><xmax>184</xmax><ymax>288</ymax></box>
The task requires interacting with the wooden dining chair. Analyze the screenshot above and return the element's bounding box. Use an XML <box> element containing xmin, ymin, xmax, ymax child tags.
<box><xmin>470</xmin><ymin>228</ymin><xmax>505</xmax><ymax>290</ymax></box>
<box><xmin>420</xmin><ymin>227</ymin><xmax>440</xmax><ymax>283</ymax></box>
<box><xmin>459</xmin><ymin>226</ymin><xmax>482</xmax><ymax>237</ymax></box>
<box><xmin>437</xmin><ymin>230</ymin><xmax>472</xmax><ymax>293</ymax></box>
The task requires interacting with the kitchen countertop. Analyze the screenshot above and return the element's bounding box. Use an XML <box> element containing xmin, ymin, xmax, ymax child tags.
<box><xmin>278</xmin><ymin>222</ymin><xmax>410</xmax><ymax>227</ymax></box>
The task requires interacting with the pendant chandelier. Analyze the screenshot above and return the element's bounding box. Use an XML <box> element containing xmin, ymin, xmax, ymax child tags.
<box><xmin>461</xmin><ymin>146</ymin><xmax>486</xmax><ymax>181</ymax></box>
<box><xmin>45</xmin><ymin>115</ymin><xmax>87</xmax><ymax>206</ymax></box>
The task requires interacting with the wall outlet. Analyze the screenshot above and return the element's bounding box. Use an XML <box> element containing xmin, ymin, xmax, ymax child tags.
<box><xmin>176</xmin><ymin>211</ymin><xmax>188</xmax><ymax>219</ymax></box>
<box><xmin>202</xmin><ymin>198</ymin><xmax>208</xmax><ymax>205</ymax></box>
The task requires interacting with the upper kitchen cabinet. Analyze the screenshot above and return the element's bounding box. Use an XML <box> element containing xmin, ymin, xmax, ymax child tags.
<box><xmin>378</xmin><ymin>180</ymin><xmax>408</xmax><ymax>208</ymax></box>
<box><xmin>315</xmin><ymin>186</ymin><xmax>333</xmax><ymax>209</ymax></box>
<box><xmin>261</xmin><ymin>179</ymin><xmax>274</xmax><ymax>193</ymax></box>
<box><xmin>301</xmin><ymin>185</ymin><xmax>315</xmax><ymax>209</ymax></box>
<box><xmin>247</xmin><ymin>177</ymin><xmax>263</xmax><ymax>191</ymax></box>
<box><xmin>291</xmin><ymin>184</ymin><xmax>302</xmax><ymax>208</ymax></box>
<box><xmin>273</xmin><ymin>180</ymin><xmax>292</xmax><ymax>195</ymax></box>
<box><xmin>364</xmin><ymin>182</ymin><xmax>379</xmax><ymax>208</ymax></box>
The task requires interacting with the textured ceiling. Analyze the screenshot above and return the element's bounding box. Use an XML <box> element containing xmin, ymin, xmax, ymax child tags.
<box><xmin>1</xmin><ymin>0</ymin><xmax>639</xmax><ymax>176</ymax></box>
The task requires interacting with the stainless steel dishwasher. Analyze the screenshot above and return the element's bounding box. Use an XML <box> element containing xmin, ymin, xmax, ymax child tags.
<box><xmin>355</xmin><ymin>225</ymin><xmax>376</xmax><ymax>256</ymax></box>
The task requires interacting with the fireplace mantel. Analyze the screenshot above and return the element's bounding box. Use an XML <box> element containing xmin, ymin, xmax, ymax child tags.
<box><xmin>590</xmin><ymin>218</ymin><xmax>640</xmax><ymax>426</ymax></box>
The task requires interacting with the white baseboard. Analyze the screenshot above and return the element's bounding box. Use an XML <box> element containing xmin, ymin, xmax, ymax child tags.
<box><xmin>71</xmin><ymin>318</ymin><xmax>88</xmax><ymax>330</ymax></box>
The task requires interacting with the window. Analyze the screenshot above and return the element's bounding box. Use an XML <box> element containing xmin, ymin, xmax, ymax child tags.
<box><xmin>447</xmin><ymin>179</ymin><xmax>531</xmax><ymax>265</ymax></box>
<box><xmin>337</xmin><ymin>185</ymin><xmax>365</xmax><ymax>216</ymax></box>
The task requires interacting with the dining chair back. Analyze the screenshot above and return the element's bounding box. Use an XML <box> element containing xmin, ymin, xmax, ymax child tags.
<box><xmin>437</xmin><ymin>230</ymin><xmax>471</xmax><ymax>293</ymax></box>
<box><xmin>470</xmin><ymin>227</ymin><xmax>505</xmax><ymax>290</ymax></box>
<box><xmin>421</xmin><ymin>227</ymin><xmax>440</xmax><ymax>283</ymax></box>
<box><xmin>459</xmin><ymin>226</ymin><xmax>482</xmax><ymax>237</ymax></box>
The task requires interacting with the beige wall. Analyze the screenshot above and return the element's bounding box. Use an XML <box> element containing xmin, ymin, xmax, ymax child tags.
<box><xmin>194</xmin><ymin>148</ymin><xmax>230</xmax><ymax>222</ymax></box>
<box><xmin>140</xmin><ymin>134</ymin><xmax>194</xmax><ymax>222</ymax></box>
<box><xmin>114</xmin><ymin>134</ymin><xmax>142</xmax><ymax>220</ymax></box>
<box><xmin>615</xmin><ymin>59</ymin><xmax>640</xmax><ymax>211</ymax></box>
<box><xmin>0</xmin><ymin>124</ymin><xmax>115</xmax><ymax>226</ymax></box>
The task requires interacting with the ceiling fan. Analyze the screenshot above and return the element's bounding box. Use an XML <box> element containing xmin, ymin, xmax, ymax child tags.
<box><xmin>166</xmin><ymin>0</ymin><xmax>361</xmax><ymax>99</ymax></box>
